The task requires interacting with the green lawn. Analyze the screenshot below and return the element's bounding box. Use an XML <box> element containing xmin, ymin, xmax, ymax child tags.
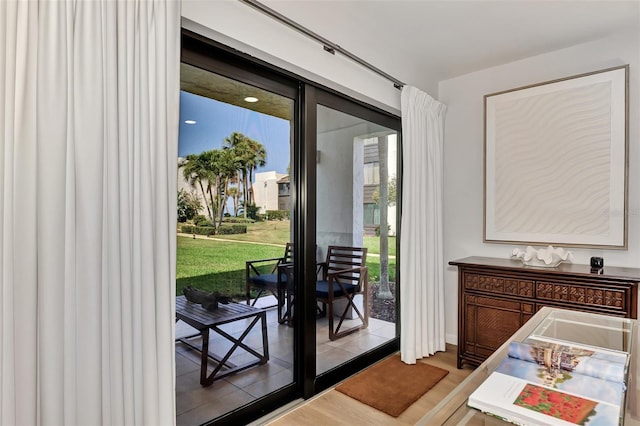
<box><xmin>190</xmin><ymin>219</ymin><xmax>395</xmax><ymax>256</ymax></box>
<box><xmin>365</xmin><ymin>256</ymin><xmax>396</xmax><ymax>283</ymax></box>
<box><xmin>177</xmin><ymin>236</ymin><xmax>285</xmax><ymax>299</ymax></box>
<box><xmin>177</xmin><ymin>221</ymin><xmax>396</xmax><ymax>300</ymax></box>
<box><xmin>207</xmin><ymin>219</ymin><xmax>291</xmax><ymax>245</ymax></box>
<box><xmin>363</xmin><ymin>235</ymin><xmax>396</xmax><ymax>257</ymax></box>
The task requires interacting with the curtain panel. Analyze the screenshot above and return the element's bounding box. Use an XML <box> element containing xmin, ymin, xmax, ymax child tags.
<box><xmin>1</xmin><ymin>1</ymin><xmax>180</xmax><ymax>424</ymax></box>
<box><xmin>399</xmin><ymin>86</ymin><xmax>447</xmax><ymax>364</ymax></box>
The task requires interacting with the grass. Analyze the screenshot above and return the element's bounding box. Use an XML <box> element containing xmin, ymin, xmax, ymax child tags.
<box><xmin>177</xmin><ymin>236</ymin><xmax>284</xmax><ymax>300</ymax></box>
<box><xmin>176</xmin><ymin>220</ymin><xmax>397</xmax><ymax>299</ymax></box>
<box><xmin>191</xmin><ymin>219</ymin><xmax>395</xmax><ymax>256</ymax></box>
<box><xmin>363</xmin><ymin>235</ymin><xmax>396</xmax><ymax>257</ymax></box>
<box><xmin>183</xmin><ymin>220</ymin><xmax>396</xmax><ymax>256</ymax></box>
<box><xmin>365</xmin><ymin>256</ymin><xmax>396</xmax><ymax>283</ymax></box>
<box><xmin>208</xmin><ymin>219</ymin><xmax>291</xmax><ymax>245</ymax></box>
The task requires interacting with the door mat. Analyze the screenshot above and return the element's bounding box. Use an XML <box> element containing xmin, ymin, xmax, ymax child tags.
<box><xmin>335</xmin><ymin>355</ymin><xmax>449</xmax><ymax>417</ymax></box>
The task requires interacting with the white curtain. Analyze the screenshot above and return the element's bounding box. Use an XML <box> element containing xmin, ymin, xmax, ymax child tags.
<box><xmin>1</xmin><ymin>1</ymin><xmax>180</xmax><ymax>424</ymax></box>
<box><xmin>400</xmin><ymin>86</ymin><xmax>447</xmax><ymax>364</ymax></box>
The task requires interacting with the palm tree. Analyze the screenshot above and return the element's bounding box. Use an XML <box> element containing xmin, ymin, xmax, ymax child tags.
<box><xmin>181</xmin><ymin>153</ymin><xmax>215</xmax><ymax>223</ymax></box>
<box><xmin>183</xmin><ymin>149</ymin><xmax>238</xmax><ymax>229</ymax></box>
<box><xmin>226</xmin><ymin>186</ymin><xmax>242</xmax><ymax>217</ymax></box>
<box><xmin>213</xmin><ymin>148</ymin><xmax>238</xmax><ymax>226</ymax></box>
<box><xmin>223</xmin><ymin>132</ymin><xmax>267</xmax><ymax>218</ymax></box>
<box><xmin>224</xmin><ymin>132</ymin><xmax>251</xmax><ymax>218</ymax></box>
<box><xmin>199</xmin><ymin>150</ymin><xmax>221</xmax><ymax>227</ymax></box>
<box><xmin>245</xmin><ymin>138</ymin><xmax>267</xmax><ymax>205</ymax></box>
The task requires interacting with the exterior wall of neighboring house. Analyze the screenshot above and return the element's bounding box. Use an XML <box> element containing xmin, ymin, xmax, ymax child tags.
<box><xmin>254</xmin><ymin>171</ymin><xmax>287</xmax><ymax>214</ymax></box>
<box><xmin>177</xmin><ymin>160</ymin><xmax>209</xmax><ymax>218</ymax></box>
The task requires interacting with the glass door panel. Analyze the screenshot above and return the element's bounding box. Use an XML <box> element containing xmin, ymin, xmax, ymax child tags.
<box><xmin>315</xmin><ymin>104</ymin><xmax>398</xmax><ymax>374</ymax></box>
<box><xmin>176</xmin><ymin>63</ymin><xmax>295</xmax><ymax>424</ymax></box>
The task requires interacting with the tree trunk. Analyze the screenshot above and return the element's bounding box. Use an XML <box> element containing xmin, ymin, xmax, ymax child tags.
<box><xmin>219</xmin><ymin>177</ymin><xmax>229</xmax><ymax>227</ymax></box>
<box><xmin>233</xmin><ymin>191</ymin><xmax>240</xmax><ymax>217</ymax></box>
<box><xmin>377</xmin><ymin>135</ymin><xmax>392</xmax><ymax>299</ymax></box>
<box><xmin>235</xmin><ymin>170</ymin><xmax>242</xmax><ymax>216</ymax></box>
<box><xmin>198</xmin><ymin>180</ymin><xmax>212</xmax><ymax>223</ymax></box>
<box><xmin>207</xmin><ymin>183</ymin><xmax>217</xmax><ymax>230</ymax></box>
<box><xmin>242</xmin><ymin>169</ymin><xmax>248</xmax><ymax>219</ymax></box>
<box><xmin>248</xmin><ymin>168</ymin><xmax>255</xmax><ymax>205</ymax></box>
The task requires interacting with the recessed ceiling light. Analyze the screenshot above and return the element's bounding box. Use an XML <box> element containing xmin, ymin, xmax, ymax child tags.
<box><xmin>244</xmin><ymin>96</ymin><xmax>259</xmax><ymax>103</ymax></box>
<box><xmin>184</xmin><ymin>120</ymin><xmax>196</xmax><ymax>124</ymax></box>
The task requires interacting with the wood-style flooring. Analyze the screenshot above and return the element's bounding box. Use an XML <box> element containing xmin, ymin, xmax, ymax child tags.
<box><xmin>262</xmin><ymin>344</ymin><xmax>475</xmax><ymax>425</ymax></box>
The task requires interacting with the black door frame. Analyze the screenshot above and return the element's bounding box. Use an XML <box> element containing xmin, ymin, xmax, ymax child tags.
<box><xmin>181</xmin><ymin>29</ymin><xmax>401</xmax><ymax>424</ymax></box>
<box><xmin>307</xmin><ymin>87</ymin><xmax>401</xmax><ymax>394</ymax></box>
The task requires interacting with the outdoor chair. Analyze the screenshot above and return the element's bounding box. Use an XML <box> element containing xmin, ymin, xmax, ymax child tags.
<box><xmin>316</xmin><ymin>245</ymin><xmax>369</xmax><ymax>341</ymax></box>
<box><xmin>246</xmin><ymin>243</ymin><xmax>293</xmax><ymax>324</ymax></box>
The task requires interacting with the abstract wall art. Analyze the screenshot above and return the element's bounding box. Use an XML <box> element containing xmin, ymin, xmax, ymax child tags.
<box><xmin>484</xmin><ymin>65</ymin><xmax>628</xmax><ymax>248</ymax></box>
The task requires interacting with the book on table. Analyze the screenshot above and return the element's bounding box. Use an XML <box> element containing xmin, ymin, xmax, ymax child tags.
<box><xmin>467</xmin><ymin>338</ymin><xmax>629</xmax><ymax>426</ymax></box>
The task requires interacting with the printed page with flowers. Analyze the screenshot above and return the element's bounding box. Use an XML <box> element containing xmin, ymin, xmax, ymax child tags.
<box><xmin>467</xmin><ymin>341</ymin><xmax>628</xmax><ymax>426</ymax></box>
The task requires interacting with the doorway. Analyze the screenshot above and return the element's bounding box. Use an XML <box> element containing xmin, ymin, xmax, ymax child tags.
<box><xmin>177</xmin><ymin>31</ymin><xmax>401</xmax><ymax>424</ymax></box>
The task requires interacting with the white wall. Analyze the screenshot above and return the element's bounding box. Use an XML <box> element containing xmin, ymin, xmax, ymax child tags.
<box><xmin>439</xmin><ymin>29</ymin><xmax>640</xmax><ymax>344</ymax></box>
<box><xmin>254</xmin><ymin>171</ymin><xmax>286</xmax><ymax>214</ymax></box>
<box><xmin>316</xmin><ymin>122</ymin><xmax>368</xmax><ymax>256</ymax></box>
<box><xmin>182</xmin><ymin>0</ymin><xmax>402</xmax><ymax>114</ymax></box>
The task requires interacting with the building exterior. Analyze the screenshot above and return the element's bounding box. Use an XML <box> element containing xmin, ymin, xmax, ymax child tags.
<box><xmin>363</xmin><ymin>136</ymin><xmax>397</xmax><ymax>236</ymax></box>
<box><xmin>253</xmin><ymin>171</ymin><xmax>288</xmax><ymax>215</ymax></box>
<box><xmin>277</xmin><ymin>175</ymin><xmax>291</xmax><ymax>211</ymax></box>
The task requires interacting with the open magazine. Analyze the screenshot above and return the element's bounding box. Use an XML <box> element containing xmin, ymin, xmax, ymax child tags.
<box><xmin>467</xmin><ymin>338</ymin><xmax>628</xmax><ymax>425</ymax></box>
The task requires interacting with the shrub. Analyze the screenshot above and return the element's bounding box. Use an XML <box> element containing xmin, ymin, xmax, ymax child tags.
<box><xmin>266</xmin><ymin>210</ymin><xmax>290</xmax><ymax>221</ymax></box>
<box><xmin>193</xmin><ymin>215</ymin><xmax>212</xmax><ymax>227</ymax></box>
<box><xmin>375</xmin><ymin>224</ymin><xmax>391</xmax><ymax>237</ymax></box>
<box><xmin>224</xmin><ymin>217</ymin><xmax>255</xmax><ymax>224</ymax></box>
<box><xmin>181</xmin><ymin>225</ymin><xmax>215</xmax><ymax>236</ymax></box>
<box><xmin>177</xmin><ymin>189</ymin><xmax>201</xmax><ymax>222</ymax></box>
<box><xmin>239</xmin><ymin>203</ymin><xmax>260</xmax><ymax>221</ymax></box>
<box><xmin>217</xmin><ymin>224</ymin><xmax>247</xmax><ymax>235</ymax></box>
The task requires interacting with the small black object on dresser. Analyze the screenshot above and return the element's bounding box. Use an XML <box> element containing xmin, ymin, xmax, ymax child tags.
<box><xmin>591</xmin><ymin>256</ymin><xmax>604</xmax><ymax>269</ymax></box>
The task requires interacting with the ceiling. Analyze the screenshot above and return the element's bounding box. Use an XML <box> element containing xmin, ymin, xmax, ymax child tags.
<box><xmin>181</xmin><ymin>63</ymin><xmax>294</xmax><ymax>120</ymax></box>
<box><xmin>259</xmin><ymin>0</ymin><xmax>640</xmax><ymax>89</ymax></box>
<box><xmin>182</xmin><ymin>1</ymin><xmax>638</xmax><ymax>124</ymax></box>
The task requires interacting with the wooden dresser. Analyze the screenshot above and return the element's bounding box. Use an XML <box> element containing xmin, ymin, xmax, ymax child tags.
<box><xmin>450</xmin><ymin>256</ymin><xmax>639</xmax><ymax>368</ymax></box>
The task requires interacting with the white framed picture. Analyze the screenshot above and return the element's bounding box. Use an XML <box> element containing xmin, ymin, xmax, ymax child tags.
<box><xmin>484</xmin><ymin>65</ymin><xmax>628</xmax><ymax>248</ymax></box>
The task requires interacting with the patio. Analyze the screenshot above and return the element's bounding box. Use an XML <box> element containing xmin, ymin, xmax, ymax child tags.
<box><xmin>175</xmin><ymin>296</ymin><xmax>396</xmax><ymax>425</ymax></box>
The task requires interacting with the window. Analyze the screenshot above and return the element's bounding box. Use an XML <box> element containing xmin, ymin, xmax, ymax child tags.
<box><xmin>278</xmin><ymin>182</ymin><xmax>290</xmax><ymax>196</ymax></box>
<box><xmin>363</xmin><ymin>203</ymin><xmax>380</xmax><ymax>226</ymax></box>
<box><xmin>364</xmin><ymin>162</ymin><xmax>380</xmax><ymax>185</ymax></box>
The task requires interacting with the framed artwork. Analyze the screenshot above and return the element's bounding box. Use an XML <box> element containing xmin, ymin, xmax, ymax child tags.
<box><xmin>484</xmin><ymin>65</ymin><xmax>628</xmax><ymax>248</ymax></box>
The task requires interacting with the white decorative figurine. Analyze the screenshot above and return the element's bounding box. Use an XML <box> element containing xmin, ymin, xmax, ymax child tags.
<box><xmin>511</xmin><ymin>245</ymin><xmax>574</xmax><ymax>268</ymax></box>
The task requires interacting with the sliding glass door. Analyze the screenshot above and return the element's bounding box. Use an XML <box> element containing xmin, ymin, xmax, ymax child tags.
<box><xmin>179</xmin><ymin>30</ymin><xmax>402</xmax><ymax>424</ymax></box>
<box><xmin>177</xmin><ymin>33</ymin><xmax>300</xmax><ymax>425</ymax></box>
<box><xmin>314</xmin><ymin>95</ymin><xmax>400</xmax><ymax>380</ymax></box>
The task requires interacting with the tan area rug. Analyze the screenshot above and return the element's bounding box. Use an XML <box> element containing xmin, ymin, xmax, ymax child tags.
<box><xmin>335</xmin><ymin>355</ymin><xmax>449</xmax><ymax>417</ymax></box>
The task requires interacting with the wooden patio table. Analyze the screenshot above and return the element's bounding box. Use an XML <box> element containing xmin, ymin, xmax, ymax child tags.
<box><xmin>175</xmin><ymin>295</ymin><xmax>269</xmax><ymax>386</ymax></box>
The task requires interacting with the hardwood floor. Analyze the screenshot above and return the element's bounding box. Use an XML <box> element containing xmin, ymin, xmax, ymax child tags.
<box><xmin>262</xmin><ymin>345</ymin><xmax>475</xmax><ymax>425</ymax></box>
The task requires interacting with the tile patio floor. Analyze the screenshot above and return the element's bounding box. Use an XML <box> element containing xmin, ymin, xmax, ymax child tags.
<box><xmin>175</xmin><ymin>296</ymin><xmax>396</xmax><ymax>425</ymax></box>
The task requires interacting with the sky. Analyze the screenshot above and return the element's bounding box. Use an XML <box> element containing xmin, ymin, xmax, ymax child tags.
<box><xmin>178</xmin><ymin>91</ymin><xmax>290</xmax><ymax>175</ymax></box>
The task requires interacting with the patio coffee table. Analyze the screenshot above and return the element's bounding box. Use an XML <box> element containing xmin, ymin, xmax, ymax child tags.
<box><xmin>175</xmin><ymin>295</ymin><xmax>269</xmax><ymax>386</ymax></box>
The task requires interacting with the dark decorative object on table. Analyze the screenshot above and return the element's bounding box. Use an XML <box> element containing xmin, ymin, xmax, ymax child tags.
<box><xmin>590</xmin><ymin>256</ymin><xmax>604</xmax><ymax>273</ymax></box>
<box><xmin>183</xmin><ymin>285</ymin><xmax>232</xmax><ymax>311</ymax></box>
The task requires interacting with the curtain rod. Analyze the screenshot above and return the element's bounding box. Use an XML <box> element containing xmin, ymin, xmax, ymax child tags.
<box><xmin>239</xmin><ymin>0</ymin><xmax>405</xmax><ymax>90</ymax></box>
